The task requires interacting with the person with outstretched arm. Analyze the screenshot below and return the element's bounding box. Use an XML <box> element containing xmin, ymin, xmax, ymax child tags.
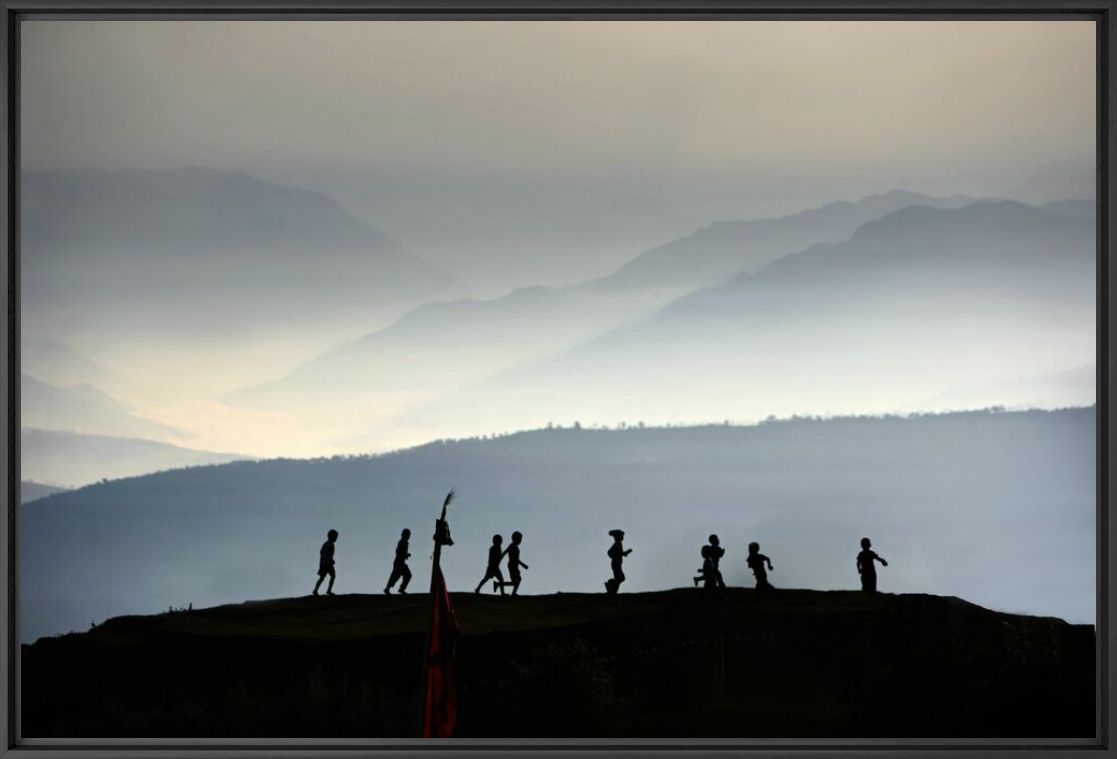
<box><xmin>747</xmin><ymin>541</ymin><xmax>774</xmax><ymax>591</ymax></box>
<box><xmin>857</xmin><ymin>537</ymin><xmax>888</xmax><ymax>594</ymax></box>
<box><xmin>605</xmin><ymin>529</ymin><xmax>632</xmax><ymax>594</ymax></box>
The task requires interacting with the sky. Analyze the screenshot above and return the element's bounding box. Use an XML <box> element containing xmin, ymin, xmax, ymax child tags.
<box><xmin>17</xmin><ymin>19</ymin><xmax>1097</xmax><ymax>460</ymax></box>
<box><xmin>22</xmin><ymin>20</ymin><xmax>1096</xmax><ymax>291</ymax></box>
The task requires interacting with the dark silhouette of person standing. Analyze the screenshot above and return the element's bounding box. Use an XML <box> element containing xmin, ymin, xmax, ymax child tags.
<box><xmin>313</xmin><ymin>529</ymin><xmax>339</xmax><ymax>596</ymax></box>
<box><xmin>384</xmin><ymin>528</ymin><xmax>412</xmax><ymax>595</ymax></box>
<box><xmin>706</xmin><ymin>534</ymin><xmax>726</xmax><ymax>589</ymax></box>
<box><xmin>857</xmin><ymin>537</ymin><xmax>888</xmax><ymax>594</ymax></box>
<box><xmin>474</xmin><ymin>534</ymin><xmax>506</xmax><ymax>594</ymax></box>
<box><xmin>747</xmin><ymin>541</ymin><xmax>774</xmax><ymax>591</ymax></box>
<box><xmin>605</xmin><ymin>529</ymin><xmax>632</xmax><ymax>594</ymax></box>
<box><xmin>495</xmin><ymin>530</ymin><xmax>530</xmax><ymax>596</ymax></box>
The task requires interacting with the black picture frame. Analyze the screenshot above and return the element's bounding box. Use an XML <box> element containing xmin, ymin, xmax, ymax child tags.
<box><xmin>1</xmin><ymin>2</ymin><xmax>1112</xmax><ymax>755</ymax></box>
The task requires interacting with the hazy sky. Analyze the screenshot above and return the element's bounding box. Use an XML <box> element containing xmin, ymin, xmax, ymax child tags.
<box><xmin>22</xmin><ymin>20</ymin><xmax>1096</xmax><ymax>290</ymax></box>
<box><xmin>18</xmin><ymin>19</ymin><xmax>1097</xmax><ymax>460</ymax></box>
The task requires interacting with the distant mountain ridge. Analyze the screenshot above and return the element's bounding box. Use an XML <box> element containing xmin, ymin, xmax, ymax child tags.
<box><xmin>20</xmin><ymin>481</ymin><xmax>68</xmax><ymax>504</ymax></box>
<box><xmin>230</xmin><ymin>191</ymin><xmax>1012</xmax><ymax>414</ymax></box>
<box><xmin>21</xmin><ymin>167</ymin><xmax>452</xmax><ymax>336</ymax></box>
<box><xmin>229</xmin><ymin>196</ymin><xmax>1095</xmax><ymax>451</ymax></box>
<box><xmin>20</xmin><ymin>427</ymin><xmax>248</xmax><ymax>488</ymax></box>
<box><xmin>230</xmin><ymin>284</ymin><xmax>681</xmax><ymax>409</ymax></box>
<box><xmin>390</xmin><ymin>200</ymin><xmax>1094</xmax><ymax>441</ymax></box>
<box><xmin>670</xmin><ymin>199</ymin><xmax>1092</xmax><ymax>315</ymax></box>
<box><xmin>1040</xmin><ymin>197</ymin><xmax>1096</xmax><ymax>219</ymax></box>
<box><xmin>23</xmin><ymin>167</ymin><xmax>402</xmax><ymax>254</ymax></box>
<box><xmin>699</xmin><ymin>200</ymin><xmax>1092</xmax><ymax>309</ymax></box>
<box><xmin>21</xmin><ymin>374</ymin><xmax>184</xmax><ymax>442</ymax></box>
<box><xmin>21</xmin><ymin>337</ymin><xmax>127</xmax><ymax>394</ymax></box>
<box><xmin>588</xmin><ymin>189</ymin><xmax>979</xmax><ymax>290</ymax></box>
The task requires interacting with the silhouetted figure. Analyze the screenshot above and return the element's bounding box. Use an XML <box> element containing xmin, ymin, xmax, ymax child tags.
<box><xmin>313</xmin><ymin>529</ymin><xmax>339</xmax><ymax>596</ymax></box>
<box><xmin>694</xmin><ymin>543</ymin><xmax>712</xmax><ymax>587</ymax></box>
<box><xmin>605</xmin><ymin>529</ymin><xmax>632</xmax><ymax>594</ymax></box>
<box><xmin>384</xmin><ymin>528</ymin><xmax>412</xmax><ymax>595</ymax></box>
<box><xmin>495</xmin><ymin>530</ymin><xmax>530</xmax><ymax>595</ymax></box>
<box><xmin>698</xmin><ymin>534</ymin><xmax>726</xmax><ymax>590</ymax></box>
<box><xmin>747</xmin><ymin>541</ymin><xmax>774</xmax><ymax>591</ymax></box>
<box><xmin>857</xmin><ymin>537</ymin><xmax>888</xmax><ymax>594</ymax></box>
<box><xmin>474</xmin><ymin>534</ymin><xmax>506</xmax><ymax>594</ymax></box>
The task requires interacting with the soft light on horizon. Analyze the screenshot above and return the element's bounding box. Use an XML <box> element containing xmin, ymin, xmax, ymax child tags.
<box><xmin>18</xmin><ymin>19</ymin><xmax>1097</xmax><ymax>460</ymax></box>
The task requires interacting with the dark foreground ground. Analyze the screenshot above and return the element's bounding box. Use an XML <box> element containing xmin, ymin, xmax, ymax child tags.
<box><xmin>22</xmin><ymin>588</ymin><xmax>1094</xmax><ymax>738</ymax></box>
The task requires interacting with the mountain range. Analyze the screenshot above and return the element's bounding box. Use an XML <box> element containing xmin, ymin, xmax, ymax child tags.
<box><xmin>229</xmin><ymin>284</ymin><xmax>683</xmax><ymax>412</ymax></box>
<box><xmin>20</xmin><ymin>408</ymin><xmax>1095</xmax><ymax>643</ymax></box>
<box><xmin>21</xmin><ymin>337</ymin><xmax>129</xmax><ymax>394</ymax></box>
<box><xmin>588</xmin><ymin>190</ymin><xmax>980</xmax><ymax>291</ymax></box>
<box><xmin>21</xmin><ymin>374</ymin><xmax>183</xmax><ymax>442</ymax></box>
<box><xmin>21</xmin><ymin>167</ymin><xmax>453</xmax><ymax>339</ymax></box>
<box><xmin>229</xmin><ymin>191</ymin><xmax>1093</xmax><ymax>446</ymax></box>
<box><xmin>385</xmin><ymin>200</ymin><xmax>1094</xmax><ymax>441</ymax></box>
<box><xmin>20</xmin><ymin>173</ymin><xmax>1098</xmax><ymax>483</ymax></box>
<box><xmin>20</xmin><ymin>428</ymin><xmax>247</xmax><ymax>489</ymax></box>
<box><xmin>20</xmin><ymin>481</ymin><xmax>68</xmax><ymax>504</ymax></box>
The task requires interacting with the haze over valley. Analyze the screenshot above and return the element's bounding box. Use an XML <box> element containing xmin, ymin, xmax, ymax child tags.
<box><xmin>21</xmin><ymin>173</ymin><xmax>1096</xmax><ymax>460</ymax></box>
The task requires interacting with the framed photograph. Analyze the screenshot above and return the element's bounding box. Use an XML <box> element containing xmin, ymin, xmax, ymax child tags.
<box><xmin>1</xmin><ymin>1</ymin><xmax>1112</xmax><ymax>755</ymax></box>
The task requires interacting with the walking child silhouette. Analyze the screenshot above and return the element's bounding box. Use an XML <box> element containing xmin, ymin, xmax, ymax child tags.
<box><xmin>693</xmin><ymin>534</ymin><xmax>726</xmax><ymax>590</ymax></box>
<box><xmin>495</xmin><ymin>530</ymin><xmax>530</xmax><ymax>596</ymax></box>
<box><xmin>475</xmin><ymin>534</ymin><xmax>506</xmax><ymax>594</ymax></box>
<box><xmin>694</xmin><ymin>544</ymin><xmax>712</xmax><ymax>587</ymax></box>
<box><xmin>383</xmin><ymin>528</ymin><xmax>412</xmax><ymax>594</ymax></box>
<box><xmin>313</xmin><ymin>529</ymin><xmax>339</xmax><ymax>596</ymax></box>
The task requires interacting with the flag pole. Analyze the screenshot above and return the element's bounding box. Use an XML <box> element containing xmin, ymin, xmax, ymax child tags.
<box><xmin>430</xmin><ymin>488</ymin><xmax>455</xmax><ymax>592</ymax></box>
<box><xmin>420</xmin><ymin>488</ymin><xmax>456</xmax><ymax>736</ymax></box>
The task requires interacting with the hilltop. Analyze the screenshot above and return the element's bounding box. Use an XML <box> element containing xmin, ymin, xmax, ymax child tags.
<box><xmin>21</xmin><ymin>408</ymin><xmax>1095</xmax><ymax>642</ymax></box>
<box><xmin>21</xmin><ymin>588</ymin><xmax>1093</xmax><ymax>737</ymax></box>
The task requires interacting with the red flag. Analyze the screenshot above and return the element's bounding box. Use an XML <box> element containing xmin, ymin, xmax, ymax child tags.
<box><xmin>422</xmin><ymin>566</ymin><xmax>459</xmax><ymax>737</ymax></box>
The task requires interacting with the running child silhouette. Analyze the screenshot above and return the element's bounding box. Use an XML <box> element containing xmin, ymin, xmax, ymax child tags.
<box><xmin>857</xmin><ymin>537</ymin><xmax>888</xmax><ymax>594</ymax></box>
<box><xmin>475</xmin><ymin>534</ymin><xmax>506</xmax><ymax>594</ymax></box>
<box><xmin>383</xmin><ymin>528</ymin><xmax>412</xmax><ymax>594</ymax></box>
<box><xmin>747</xmin><ymin>541</ymin><xmax>774</xmax><ymax>591</ymax></box>
<box><xmin>694</xmin><ymin>544</ymin><xmax>712</xmax><ymax>587</ymax></box>
<box><xmin>693</xmin><ymin>534</ymin><xmax>726</xmax><ymax>590</ymax></box>
<box><xmin>605</xmin><ymin>529</ymin><xmax>632</xmax><ymax>595</ymax></box>
<box><xmin>313</xmin><ymin>529</ymin><xmax>339</xmax><ymax>596</ymax></box>
<box><xmin>495</xmin><ymin>530</ymin><xmax>530</xmax><ymax>596</ymax></box>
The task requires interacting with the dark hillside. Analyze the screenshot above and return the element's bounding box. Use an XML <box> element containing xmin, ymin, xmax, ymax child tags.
<box><xmin>21</xmin><ymin>589</ymin><xmax>1093</xmax><ymax>738</ymax></box>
